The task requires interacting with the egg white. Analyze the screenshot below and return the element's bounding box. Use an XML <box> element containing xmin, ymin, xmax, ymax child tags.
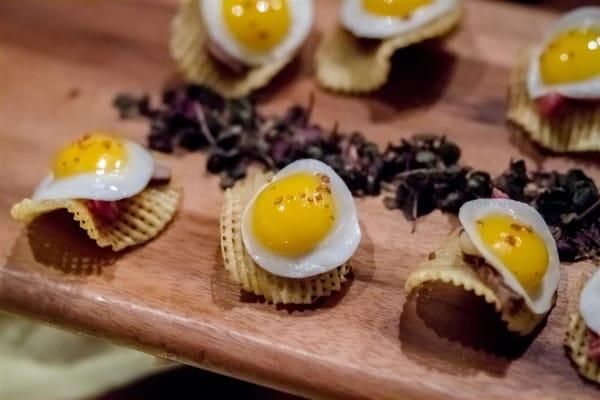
<box><xmin>580</xmin><ymin>268</ymin><xmax>600</xmax><ymax>335</ymax></box>
<box><xmin>459</xmin><ymin>199</ymin><xmax>560</xmax><ymax>315</ymax></box>
<box><xmin>200</xmin><ymin>0</ymin><xmax>314</xmax><ymax>66</ymax></box>
<box><xmin>340</xmin><ymin>0</ymin><xmax>458</xmax><ymax>39</ymax></box>
<box><xmin>241</xmin><ymin>159</ymin><xmax>361</xmax><ymax>279</ymax></box>
<box><xmin>33</xmin><ymin>140</ymin><xmax>154</xmax><ymax>202</ymax></box>
<box><xmin>526</xmin><ymin>7</ymin><xmax>600</xmax><ymax>100</ymax></box>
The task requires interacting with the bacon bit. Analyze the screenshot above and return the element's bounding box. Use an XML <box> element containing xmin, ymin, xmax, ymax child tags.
<box><xmin>588</xmin><ymin>329</ymin><xmax>600</xmax><ymax>361</ymax></box>
<box><xmin>491</xmin><ymin>188</ymin><xmax>509</xmax><ymax>199</ymax></box>
<box><xmin>150</xmin><ymin>164</ymin><xmax>172</xmax><ymax>185</ymax></box>
<box><xmin>536</xmin><ymin>92</ymin><xmax>567</xmax><ymax>118</ymax></box>
<box><xmin>206</xmin><ymin>40</ymin><xmax>247</xmax><ymax>74</ymax></box>
<box><xmin>469</xmin><ymin>260</ymin><xmax>524</xmax><ymax>314</ymax></box>
<box><xmin>86</xmin><ymin>200</ymin><xmax>121</xmax><ymax>222</ymax></box>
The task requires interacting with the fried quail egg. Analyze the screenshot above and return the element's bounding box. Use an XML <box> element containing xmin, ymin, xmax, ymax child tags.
<box><xmin>33</xmin><ymin>133</ymin><xmax>154</xmax><ymax>201</ymax></box>
<box><xmin>580</xmin><ymin>268</ymin><xmax>600</xmax><ymax>335</ymax></box>
<box><xmin>459</xmin><ymin>199</ymin><xmax>560</xmax><ymax>315</ymax></box>
<box><xmin>200</xmin><ymin>0</ymin><xmax>313</xmax><ymax>66</ymax></box>
<box><xmin>340</xmin><ymin>0</ymin><xmax>459</xmax><ymax>39</ymax></box>
<box><xmin>241</xmin><ymin>159</ymin><xmax>361</xmax><ymax>278</ymax></box>
<box><xmin>527</xmin><ymin>7</ymin><xmax>600</xmax><ymax>99</ymax></box>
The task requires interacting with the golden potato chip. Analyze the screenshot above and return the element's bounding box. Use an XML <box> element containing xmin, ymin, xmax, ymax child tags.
<box><xmin>10</xmin><ymin>185</ymin><xmax>182</xmax><ymax>252</ymax></box>
<box><xmin>170</xmin><ymin>0</ymin><xmax>293</xmax><ymax>98</ymax></box>
<box><xmin>405</xmin><ymin>234</ymin><xmax>544</xmax><ymax>335</ymax></box>
<box><xmin>565</xmin><ymin>274</ymin><xmax>600</xmax><ymax>384</ymax></box>
<box><xmin>220</xmin><ymin>171</ymin><xmax>351</xmax><ymax>304</ymax></box>
<box><xmin>315</xmin><ymin>7</ymin><xmax>463</xmax><ymax>93</ymax></box>
<box><xmin>507</xmin><ymin>54</ymin><xmax>600</xmax><ymax>152</ymax></box>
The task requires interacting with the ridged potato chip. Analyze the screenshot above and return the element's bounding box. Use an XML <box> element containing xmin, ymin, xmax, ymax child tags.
<box><xmin>220</xmin><ymin>171</ymin><xmax>351</xmax><ymax>304</ymax></box>
<box><xmin>11</xmin><ymin>185</ymin><xmax>182</xmax><ymax>252</ymax></box>
<box><xmin>507</xmin><ymin>54</ymin><xmax>600</xmax><ymax>153</ymax></box>
<box><xmin>315</xmin><ymin>7</ymin><xmax>462</xmax><ymax>93</ymax></box>
<box><xmin>405</xmin><ymin>234</ymin><xmax>544</xmax><ymax>336</ymax></box>
<box><xmin>170</xmin><ymin>0</ymin><xmax>293</xmax><ymax>98</ymax></box>
<box><xmin>565</xmin><ymin>274</ymin><xmax>600</xmax><ymax>384</ymax></box>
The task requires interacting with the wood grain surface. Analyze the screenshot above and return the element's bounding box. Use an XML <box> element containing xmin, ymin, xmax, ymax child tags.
<box><xmin>1</xmin><ymin>0</ymin><xmax>599</xmax><ymax>398</ymax></box>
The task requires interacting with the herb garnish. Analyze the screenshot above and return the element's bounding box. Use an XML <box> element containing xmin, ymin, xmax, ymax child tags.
<box><xmin>114</xmin><ymin>85</ymin><xmax>599</xmax><ymax>262</ymax></box>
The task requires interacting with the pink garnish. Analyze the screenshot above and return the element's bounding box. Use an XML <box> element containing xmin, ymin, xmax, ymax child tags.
<box><xmin>536</xmin><ymin>92</ymin><xmax>567</xmax><ymax>118</ymax></box>
<box><xmin>86</xmin><ymin>200</ymin><xmax>121</xmax><ymax>222</ymax></box>
<box><xmin>492</xmin><ymin>188</ymin><xmax>510</xmax><ymax>199</ymax></box>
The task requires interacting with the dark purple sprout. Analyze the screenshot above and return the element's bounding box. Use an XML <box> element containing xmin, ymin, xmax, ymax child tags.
<box><xmin>114</xmin><ymin>85</ymin><xmax>599</xmax><ymax>262</ymax></box>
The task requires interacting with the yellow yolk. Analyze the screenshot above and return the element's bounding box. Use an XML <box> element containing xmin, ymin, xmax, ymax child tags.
<box><xmin>222</xmin><ymin>0</ymin><xmax>290</xmax><ymax>52</ymax></box>
<box><xmin>52</xmin><ymin>133</ymin><xmax>127</xmax><ymax>178</ymax></box>
<box><xmin>251</xmin><ymin>172</ymin><xmax>336</xmax><ymax>257</ymax></box>
<box><xmin>540</xmin><ymin>28</ymin><xmax>600</xmax><ymax>84</ymax></box>
<box><xmin>476</xmin><ymin>214</ymin><xmax>548</xmax><ymax>293</ymax></box>
<box><xmin>363</xmin><ymin>0</ymin><xmax>433</xmax><ymax>18</ymax></box>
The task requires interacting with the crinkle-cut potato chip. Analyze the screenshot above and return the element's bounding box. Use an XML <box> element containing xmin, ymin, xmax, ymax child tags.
<box><xmin>170</xmin><ymin>0</ymin><xmax>293</xmax><ymax>98</ymax></box>
<box><xmin>315</xmin><ymin>7</ymin><xmax>462</xmax><ymax>93</ymax></box>
<box><xmin>10</xmin><ymin>185</ymin><xmax>182</xmax><ymax>252</ymax></box>
<box><xmin>220</xmin><ymin>171</ymin><xmax>351</xmax><ymax>304</ymax></box>
<box><xmin>565</xmin><ymin>274</ymin><xmax>600</xmax><ymax>384</ymax></box>
<box><xmin>405</xmin><ymin>234</ymin><xmax>544</xmax><ymax>336</ymax></box>
<box><xmin>507</xmin><ymin>53</ymin><xmax>600</xmax><ymax>153</ymax></box>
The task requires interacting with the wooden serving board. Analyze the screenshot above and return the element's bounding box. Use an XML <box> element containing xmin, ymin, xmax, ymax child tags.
<box><xmin>1</xmin><ymin>0</ymin><xmax>598</xmax><ymax>398</ymax></box>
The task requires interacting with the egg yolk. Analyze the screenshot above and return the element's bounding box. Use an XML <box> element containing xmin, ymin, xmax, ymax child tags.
<box><xmin>540</xmin><ymin>28</ymin><xmax>600</xmax><ymax>85</ymax></box>
<box><xmin>52</xmin><ymin>133</ymin><xmax>127</xmax><ymax>178</ymax></box>
<box><xmin>363</xmin><ymin>0</ymin><xmax>433</xmax><ymax>18</ymax></box>
<box><xmin>251</xmin><ymin>172</ymin><xmax>336</xmax><ymax>257</ymax></box>
<box><xmin>476</xmin><ymin>214</ymin><xmax>548</xmax><ymax>293</ymax></box>
<box><xmin>222</xmin><ymin>0</ymin><xmax>290</xmax><ymax>52</ymax></box>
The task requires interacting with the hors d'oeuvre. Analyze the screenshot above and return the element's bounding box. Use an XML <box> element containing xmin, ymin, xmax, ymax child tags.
<box><xmin>566</xmin><ymin>269</ymin><xmax>600</xmax><ymax>383</ymax></box>
<box><xmin>11</xmin><ymin>133</ymin><xmax>181</xmax><ymax>251</ymax></box>
<box><xmin>316</xmin><ymin>0</ymin><xmax>462</xmax><ymax>93</ymax></box>
<box><xmin>171</xmin><ymin>0</ymin><xmax>314</xmax><ymax>98</ymax></box>
<box><xmin>406</xmin><ymin>198</ymin><xmax>560</xmax><ymax>335</ymax></box>
<box><xmin>507</xmin><ymin>7</ymin><xmax>600</xmax><ymax>152</ymax></box>
<box><xmin>220</xmin><ymin>159</ymin><xmax>361</xmax><ymax>304</ymax></box>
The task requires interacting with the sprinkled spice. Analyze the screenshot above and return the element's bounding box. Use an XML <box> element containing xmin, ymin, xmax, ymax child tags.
<box><xmin>504</xmin><ymin>234</ymin><xmax>517</xmax><ymax>246</ymax></box>
<box><xmin>114</xmin><ymin>85</ymin><xmax>599</xmax><ymax>262</ymax></box>
<box><xmin>510</xmin><ymin>222</ymin><xmax>532</xmax><ymax>233</ymax></box>
<box><xmin>317</xmin><ymin>173</ymin><xmax>330</xmax><ymax>183</ymax></box>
